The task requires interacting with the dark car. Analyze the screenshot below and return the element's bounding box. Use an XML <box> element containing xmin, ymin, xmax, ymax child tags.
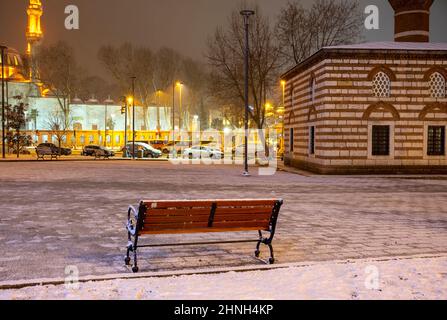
<box><xmin>36</xmin><ymin>143</ymin><xmax>72</xmax><ymax>156</ymax></box>
<box><xmin>82</xmin><ymin>145</ymin><xmax>115</xmax><ymax>157</ymax></box>
<box><xmin>122</xmin><ymin>142</ymin><xmax>162</xmax><ymax>158</ymax></box>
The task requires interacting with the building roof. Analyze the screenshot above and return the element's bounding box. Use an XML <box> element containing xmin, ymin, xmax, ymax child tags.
<box><xmin>323</xmin><ymin>41</ymin><xmax>447</xmax><ymax>51</ymax></box>
<box><xmin>281</xmin><ymin>41</ymin><xmax>447</xmax><ymax>80</ymax></box>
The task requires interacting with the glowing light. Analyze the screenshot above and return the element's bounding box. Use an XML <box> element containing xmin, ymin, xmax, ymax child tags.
<box><xmin>127</xmin><ymin>96</ymin><xmax>134</xmax><ymax>105</ymax></box>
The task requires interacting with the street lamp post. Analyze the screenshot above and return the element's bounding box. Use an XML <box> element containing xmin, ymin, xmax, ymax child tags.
<box><xmin>178</xmin><ymin>82</ymin><xmax>183</xmax><ymax>130</ymax></box>
<box><xmin>1</xmin><ymin>45</ymin><xmax>6</xmax><ymax>159</ymax></box>
<box><xmin>104</xmin><ymin>96</ymin><xmax>114</xmax><ymax>147</ymax></box>
<box><xmin>124</xmin><ymin>97</ymin><xmax>129</xmax><ymax>153</ymax></box>
<box><xmin>240</xmin><ymin>10</ymin><xmax>255</xmax><ymax>177</ymax></box>
<box><xmin>131</xmin><ymin>76</ymin><xmax>136</xmax><ymax>160</ymax></box>
<box><xmin>172</xmin><ymin>82</ymin><xmax>175</xmax><ymax>143</ymax></box>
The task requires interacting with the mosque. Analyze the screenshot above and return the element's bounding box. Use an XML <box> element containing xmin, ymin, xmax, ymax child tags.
<box><xmin>0</xmin><ymin>0</ymin><xmax>174</xmax><ymax>150</ymax></box>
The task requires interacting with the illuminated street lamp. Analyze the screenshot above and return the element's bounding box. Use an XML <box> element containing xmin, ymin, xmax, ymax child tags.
<box><xmin>124</xmin><ymin>96</ymin><xmax>133</xmax><ymax>152</ymax></box>
<box><xmin>240</xmin><ymin>9</ymin><xmax>255</xmax><ymax>177</ymax></box>
<box><xmin>176</xmin><ymin>81</ymin><xmax>184</xmax><ymax>130</ymax></box>
<box><xmin>281</xmin><ymin>80</ymin><xmax>286</xmax><ymax>108</ymax></box>
<box><xmin>130</xmin><ymin>76</ymin><xmax>136</xmax><ymax>160</ymax></box>
<box><xmin>156</xmin><ymin>90</ymin><xmax>163</xmax><ymax>135</ymax></box>
<box><xmin>172</xmin><ymin>81</ymin><xmax>183</xmax><ymax>143</ymax></box>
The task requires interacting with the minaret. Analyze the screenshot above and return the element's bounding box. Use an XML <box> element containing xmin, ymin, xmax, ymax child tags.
<box><xmin>388</xmin><ymin>0</ymin><xmax>434</xmax><ymax>42</ymax></box>
<box><xmin>26</xmin><ymin>0</ymin><xmax>43</xmax><ymax>80</ymax></box>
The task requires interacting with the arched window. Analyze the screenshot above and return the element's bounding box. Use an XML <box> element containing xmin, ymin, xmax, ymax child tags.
<box><xmin>429</xmin><ymin>72</ymin><xmax>446</xmax><ymax>98</ymax></box>
<box><xmin>372</xmin><ymin>71</ymin><xmax>391</xmax><ymax>98</ymax></box>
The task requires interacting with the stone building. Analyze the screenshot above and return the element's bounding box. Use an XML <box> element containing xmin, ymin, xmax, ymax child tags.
<box><xmin>282</xmin><ymin>0</ymin><xmax>447</xmax><ymax>174</ymax></box>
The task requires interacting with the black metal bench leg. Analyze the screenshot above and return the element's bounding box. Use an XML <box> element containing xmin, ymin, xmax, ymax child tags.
<box><xmin>254</xmin><ymin>231</ymin><xmax>262</xmax><ymax>258</ymax></box>
<box><xmin>268</xmin><ymin>243</ymin><xmax>275</xmax><ymax>264</ymax></box>
<box><xmin>132</xmin><ymin>236</ymin><xmax>139</xmax><ymax>273</ymax></box>
<box><xmin>124</xmin><ymin>231</ymin><xmax>132</xmax><ymax>266</ymax></box>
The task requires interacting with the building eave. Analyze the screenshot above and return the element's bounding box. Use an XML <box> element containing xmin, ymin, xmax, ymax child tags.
<box><xmin>281</xmin><ymin>46</ymin><xmax>447</xmax><ymax>81</ymax></box>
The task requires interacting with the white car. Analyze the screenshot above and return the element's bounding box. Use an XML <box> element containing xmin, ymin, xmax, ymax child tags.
<box><xmin>183</xmin><ymin>146</ymin><xmax>224</xmax><ymax>159</ymax></box>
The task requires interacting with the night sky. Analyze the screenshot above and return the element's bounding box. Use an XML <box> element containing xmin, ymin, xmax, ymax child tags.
<box><xmin>1</xmin><ymin>0</ymin><xmax>446</xmax><ymax>78</ymax></box>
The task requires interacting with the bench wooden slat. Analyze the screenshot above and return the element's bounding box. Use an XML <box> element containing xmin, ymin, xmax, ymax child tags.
<box><xmin>209</xmin><ymin>200</ymin><xmax>277</xmax><ymax>207</ymax></box>
<box><xmin>144</xmin><ymin>213</ymin><xmax>271</xmax><ymax>225</ymax></box>
<box><xmin>213</xmin><ymin>213</ymin><xmax>272</xmax><ymax>222</ymax></box>
<box><xmin>142</xmin><ymin>222</ymin><xmax>210</xmax><ymax>231</ymax></box>
<box><xmin>140</xmin><ymin>226</ymin><xmax>269</xmax><ymax>235</ymax></box>
<box><xmin>215</xmin><ymin>207</ymin><xmax>273</xmax><ymax>215</ymax></box>
<box><xmin>147</xmin><ymin>208</ymin><xmax>211</xmax><ymax>217</ymax></box>
<box><xmin>143</xmin><ymin>220</ymin><xmax>270</xmax><ymax>233</ymax></box>
<box><xmin>142</xmin><ymin>201</ymin><xmax>214</xmax><ymax>209</ymax></box>
<box><xmin>142</xmin><ymin>199</ymin><xmax>276</xmax><ymax>208</ymax></box>
<box><xmin>144</xmin><ymin>215</ymin><xmax>210</xmax><ymax>224</ymax></box>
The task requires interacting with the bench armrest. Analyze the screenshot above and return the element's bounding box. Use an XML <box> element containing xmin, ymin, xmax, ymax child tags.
<box><xmin>126</xmin><ymin>205</ymin><xmax>139</xmax><ymax>236</ymax></box>
<box><xmin>128</xmin><ymin>205</ymin><xmax>138</xmax><ymax>219</ymax></box>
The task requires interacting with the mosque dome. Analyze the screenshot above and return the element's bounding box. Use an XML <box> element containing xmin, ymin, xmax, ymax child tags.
<box><xmin>0</xmin><ymin>46</ymin><xmax>27</xmax><ymax>81</ymax></box>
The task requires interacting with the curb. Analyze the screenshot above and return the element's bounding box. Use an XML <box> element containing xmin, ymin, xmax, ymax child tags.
<box><xmin>0</xmin><ymin>158</ymin><xmax>170</xmax><ymax>163</ymax></box>
<box><xmin>1</xmin><ymin>253</ymin><xmax>445</xmax><ymax>291</ymax></box>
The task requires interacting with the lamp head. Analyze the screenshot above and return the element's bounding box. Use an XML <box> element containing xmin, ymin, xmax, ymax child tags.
<box><xmin>240</xmin><ymin>10</ymin><xmax>255</xmax><ymax>17</ymax></box>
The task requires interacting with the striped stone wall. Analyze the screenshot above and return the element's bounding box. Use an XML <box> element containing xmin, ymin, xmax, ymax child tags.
<box><xmin>283</xmin><ymin>52</ymin><xmax>447</xmax><ymax>174</ymax></box>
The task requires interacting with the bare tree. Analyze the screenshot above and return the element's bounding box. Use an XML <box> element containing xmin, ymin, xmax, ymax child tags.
<box><xmin>98</xmin><ymin>43</ymin><xmax>155</xmax><ymax>130</ymax></box>
<box><xmin>46</xmin><ymin>111</ymin><xmax>72</xmax><ymax>152</ymax></box>
<box><xmin>206</xmin><ymin>5</ymin><xmax>282</xmax><ymax>130</ymax></box>
<box><xmin>76</xmin><ymin>75</ymin><xmax>118</xmax><ymax>102</ymax></box>
<box><xmin>276</xmin><ymin>0</ymin><xmax>363</xmax><ymax>66</ymax></box>
<box><xmin>35</xmin><ymin>41</ymin><xmax>79</xmax><ymax>128</ymax></box>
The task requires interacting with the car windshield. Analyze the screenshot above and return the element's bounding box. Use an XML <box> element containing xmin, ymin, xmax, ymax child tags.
<box><xmin>128</xmin><ymin>143</ymin><xmax>156</xmax><ymax>151</ymax></box>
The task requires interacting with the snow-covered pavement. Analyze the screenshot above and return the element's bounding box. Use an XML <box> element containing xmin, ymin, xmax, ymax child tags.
<box><xmin>1</xmin><ymin>255</ymin><xmax>446</xmax><ymax>300</ymax></box>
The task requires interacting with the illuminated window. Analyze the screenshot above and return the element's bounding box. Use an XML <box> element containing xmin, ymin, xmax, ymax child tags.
<box><xmin>429</xmin><ymin>72</ymin><xmax>446</xmax><ymax>98</ymax></box>
<box><xmin>372</xmin><ymin>72</ymin><xmax>391</xmax><ymax>98</ymax></box>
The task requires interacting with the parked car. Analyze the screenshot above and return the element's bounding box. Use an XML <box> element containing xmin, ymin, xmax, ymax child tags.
<box><xmin>148</xmin><ymin>140</ymin><xmax>166</xmax><ymax>151</ymax></box>
<box><xmin>36</xmin><ymin>143</ymin><xmax>72</xmax><ymax>156</ymax></box>
<box><xmin>183</xmin><ymin>146</ymin><xmax>224</xmax><ymax>159</ymax></box>
<box><xmin>82</xmin><ymin>145</ymin><xmax>115</xmax><ymax>158</ymax></box>
<box><xmin>122</xmin><ymin>142</ymin><xmax>162</xmax><ymax>158</ymax></box>
<box><xmin>162</xmin><ymin>141</ymin><xmax>191</xmax><ymax>155</ymax></box>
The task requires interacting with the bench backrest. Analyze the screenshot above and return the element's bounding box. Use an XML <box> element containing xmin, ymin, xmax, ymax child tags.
<box><xmin>137</xmin><ymin>199</ymin><xmax>283</xmax><ymax>235</ymax></box>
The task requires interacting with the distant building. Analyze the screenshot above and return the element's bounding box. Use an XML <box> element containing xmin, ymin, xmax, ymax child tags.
<box><xmin>282</xmin><ymin>0</ymin><xmax>447</xmax><ymax>174</ymax></box>
<box><xmin>1</xmin><ymin>0</ymin><xmax>174</xmax><ymax>149</ymax></box>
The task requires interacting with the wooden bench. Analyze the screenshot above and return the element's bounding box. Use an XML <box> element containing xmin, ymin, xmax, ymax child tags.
<box><xmin>125</xmin><ymin>199</ymin><xmax>283</xmax><ymax>272</ymax></box>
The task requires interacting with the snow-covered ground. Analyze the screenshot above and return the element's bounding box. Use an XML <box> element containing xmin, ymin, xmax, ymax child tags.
<box><xmin>1</xmin><ymin>255</ymin><xmax>446</xmax><ymax>300</ymax></box>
